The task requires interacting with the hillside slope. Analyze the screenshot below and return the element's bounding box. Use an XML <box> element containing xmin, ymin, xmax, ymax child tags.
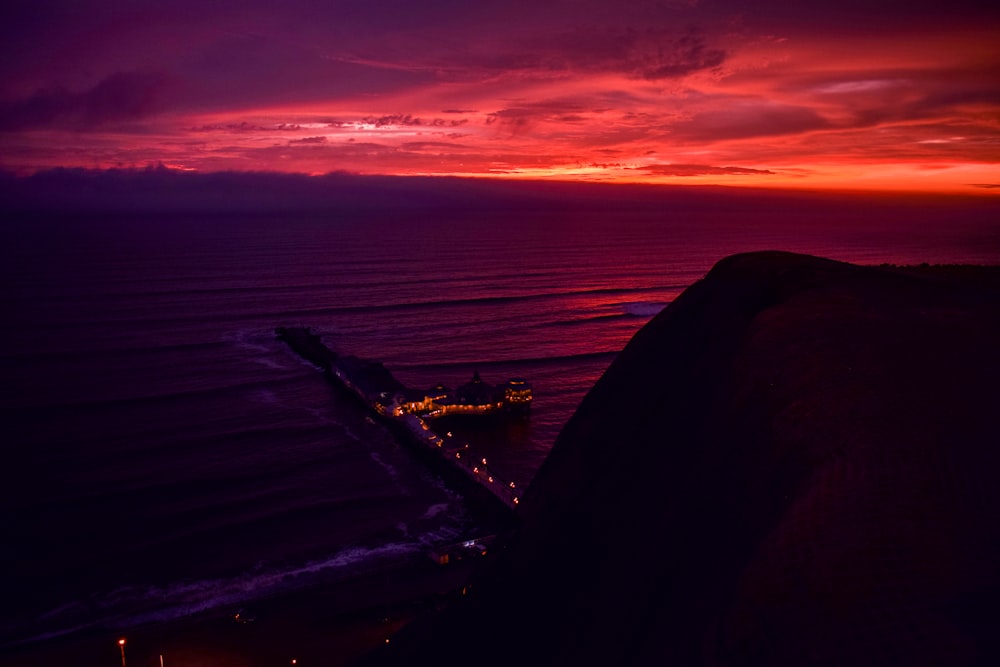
<box><xmin>363</xmin><ymin>251</ymin><xmax>1000</xmax><ymax>667</ymax></box>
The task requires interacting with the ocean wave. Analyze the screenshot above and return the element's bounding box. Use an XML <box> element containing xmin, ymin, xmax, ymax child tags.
<box><xmin>0</xmin><ymin>338</ymin><xmax>231</xmax><ymax>363</ymax></box>
<box><xmin>421</xmin><ymin>503</ymin><xmax>450</xmax><ymax>519</ymax></box>
<box><xmin>393</xmin><ymin>349</ymin><xmax>618</xmax><ymax>373</ymax></box>
<box><xmin>550</xmin><ymin>313</ymin><xmax>631</xmax><ymax>325</ymax></box>
<box><xmin>622</xmin><ymin>301</ymin><xmax>669</xmax><ymax>317</ymax></box>
<box><xmin>221</xmin><ymin>328</ymin><xmax>272</xmax><ymax>353</ymax></box>
<box><xmin>251</xmin><ymin>388</ymin><xmax>280</xmax><ymax>404</ymax></box>
<box><xmin>272</xmin><ymin>283</ymin><xmax>687</xmax><ymax>319</ymax></box>
<box><xmin>0</xmin><ymin>537</ymin><xmax>437</xmax><ymax>650</ymax></box>
<box><xmin>370</xmin><ymin>452</ymin><xmax>401</xmax><ymax>481</ymax></box>
<box><xmin>37</xmin><ymin>266</ymin><xmax>569</xmax><ymax>302</ymax></box>
<box><xmin>8</xmin><ymin>374</ymin><xmax>305</xmax><ymax>412</ymax></box>
<box><xmin>547</xmin><ymin>301</ymin><xmax>669</xmax><ymax>326</ymax></box>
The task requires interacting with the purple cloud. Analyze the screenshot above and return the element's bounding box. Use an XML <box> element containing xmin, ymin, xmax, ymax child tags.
<box><xmin>625</xmin><ymin>28</ymin><xmax>726</xmax><ymax>80</ymax></box>
<box><xmin>0</xmin><ymin>71</ymin><xmax>168</xmax><ymax>131</ymax></box>
<box><xmin>360</xmin><ymin>114</ymin><xmax>424</xmax><ymax>127</ymax></box>
<box><xmin>192</xmin><ymin>122</ymin><xmax>304</xmax><ymax>133</ymax></box>
<box><xmin>636</xmin><ymin>164</ymin><xmax>775</xmax><ymax>176</ymax></box>
<box><xmin>435</xmin><ymin>25</ymin><xmax>726</xmax><ymax>82</ymax></box>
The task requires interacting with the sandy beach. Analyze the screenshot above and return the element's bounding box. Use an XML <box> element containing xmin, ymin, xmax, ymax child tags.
<box><xmin>2</xmin><ymin>556</ymin><xmax>481</xmax><ymax>667</ymax></box>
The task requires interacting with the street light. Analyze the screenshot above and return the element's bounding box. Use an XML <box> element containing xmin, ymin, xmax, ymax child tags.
<box><xmin>118</xmin><ymin>638</ymin><xmax>127</xmax><ymax>667</ymax></box>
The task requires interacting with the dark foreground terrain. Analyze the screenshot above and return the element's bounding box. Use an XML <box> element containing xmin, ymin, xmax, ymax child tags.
<box><xmin>363</xmin><ymin>251</ymin><xmax>1000</xmax><ymax>667</ymax></box>
<box><xmin>8</xmin><ymin>251</ymin><xmax>999</xmax><ymax>667</ymax></box>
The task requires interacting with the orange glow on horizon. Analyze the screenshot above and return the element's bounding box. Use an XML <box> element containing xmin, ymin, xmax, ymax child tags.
<box><xmin>1</xmin><ymin>5</ymin><xmax>996</xmax><ymax>194</ymax></box>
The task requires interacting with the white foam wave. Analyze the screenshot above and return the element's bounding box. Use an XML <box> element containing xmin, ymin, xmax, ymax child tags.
<box><xmin>251</xmin><ymin>356</ymin><xmax>289</xmax><ymax>370</ymax></box>
<box><xmin>421</xmin><ymin>503</ymin><xmax>450</xmax><ymax>520</ymax></box>
<box><xmin>253</xmin><ymin>389</ymin><xmax>279</xmax><ymax>404</ymax></box>
<box><xmin>623</xmin><ymin>301</ymin><xmax>667</xmax><ymax>317</ymax></box>
<box><xmin>7</xmin><ymin>540</ymin><xmax>425</xmax><ymax>649</ymax></box>
<box><xmin>370</xmin><ymin>452</ymin><xmax>400</xmax><ymax>480</ymax></box>
<box><xmin>221</xmin><ymin>328</ymin><xmax>271</xmax><ymax>353</ymax></box>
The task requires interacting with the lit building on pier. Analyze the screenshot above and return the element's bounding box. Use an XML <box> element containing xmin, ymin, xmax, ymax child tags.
<box><xmin>503</xmin><ymin>378</ymin><xmax>533</xmax><ymax>413</ymax></box>
<box><xmin>400</xmin><ymin>371</ymin><xmax>532</xmax><ymax>418</ymax></box>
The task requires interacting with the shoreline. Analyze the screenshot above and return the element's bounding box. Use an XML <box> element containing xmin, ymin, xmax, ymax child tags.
<box><xmin>2</xmin><ymin>555</ymin><xmax>481</xmax><ymax>667</ymax></box>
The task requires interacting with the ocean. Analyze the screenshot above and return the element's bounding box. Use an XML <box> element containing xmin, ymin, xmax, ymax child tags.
<box><xmin>2</xmin><ymin>196</ymin><xmax>997</xmax><ymax>652</ymax></box>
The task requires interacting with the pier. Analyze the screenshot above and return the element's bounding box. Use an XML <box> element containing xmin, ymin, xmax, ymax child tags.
<box><xmin>275</xmin><ymin>327</ymin><xmax>525</xmax><ymax>521</ymax></box>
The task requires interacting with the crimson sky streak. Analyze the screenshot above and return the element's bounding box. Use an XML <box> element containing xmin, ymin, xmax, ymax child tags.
<box><xmin>1</xmin><ymin>0</ymin><xmax>998</xmax><ymax>192</ymax></box>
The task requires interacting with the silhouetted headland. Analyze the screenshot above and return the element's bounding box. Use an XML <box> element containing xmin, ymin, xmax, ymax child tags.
<box><xmin>363</xmin><ymin>250</ymin><xmax>1000</xmax><ymax>667</ymax></box>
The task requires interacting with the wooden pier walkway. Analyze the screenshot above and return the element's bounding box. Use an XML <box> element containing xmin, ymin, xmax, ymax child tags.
<box><xmin>276</xmin><ymin>326</ymin><xmax>522</xmax><ymax>518</ymax></box>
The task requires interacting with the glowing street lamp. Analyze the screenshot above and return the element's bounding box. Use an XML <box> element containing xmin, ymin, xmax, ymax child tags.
<box><xmin>118</xmin><ymin>638</ymin><xmax>127</xmax><ymax>667</ymax></box>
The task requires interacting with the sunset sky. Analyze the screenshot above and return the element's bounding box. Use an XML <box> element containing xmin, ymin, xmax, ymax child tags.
<box><xmin>1</xmin><ymin>0</ymin><xmax>998</xmax><ymax>193</ymax></box>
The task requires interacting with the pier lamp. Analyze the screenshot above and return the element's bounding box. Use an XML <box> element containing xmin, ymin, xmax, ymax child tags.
<box><xmin>118</xmin><ymin>638</ymin><xmax>127</xmax><ymax>667</ymax></box>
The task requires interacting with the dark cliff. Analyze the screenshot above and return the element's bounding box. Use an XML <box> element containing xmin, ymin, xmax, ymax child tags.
<box><xmin>363</xmin><ymin>251</ymin><xmax>1000</xmax><ymax>667</ymax></box>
